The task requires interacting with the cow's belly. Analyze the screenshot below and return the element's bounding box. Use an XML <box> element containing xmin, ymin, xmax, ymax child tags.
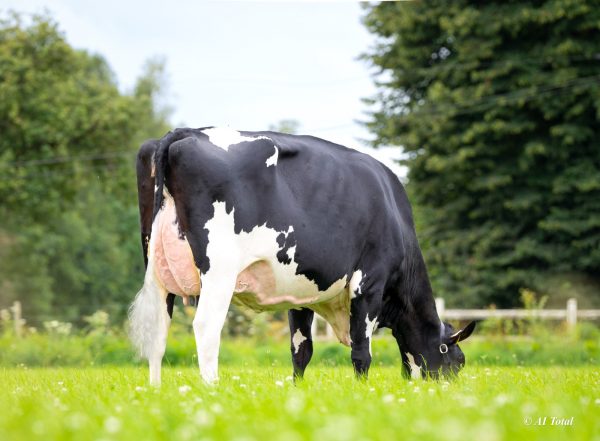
<box><xmin>153</xmin><ymin>199</ymin><xmax>349</xmax><ymax>310</ymax></box>
<box><xmin>233</xmin><ymin>259</ymin><xmax>349</xmax><ymax>312</ymax></box>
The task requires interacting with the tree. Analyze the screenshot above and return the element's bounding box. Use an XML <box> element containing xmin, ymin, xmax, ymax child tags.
<box><xmin>0</xmin><ymin>13</ymin><xmax>170</xmax><ymax>323</ymax></box>
<box><xmin>362</xmin><ymin>1</ymin><xmax>600</xmax><ymax>307</ymax></box>
<box><xmin>269</xmin><ymin>119</ymin><xmax>300</xmax><ymax>134</ymax></box>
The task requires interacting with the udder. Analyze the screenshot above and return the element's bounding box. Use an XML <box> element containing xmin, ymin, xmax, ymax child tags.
<box><xmin>153</xmin><ymin>197</ymin><xmax>201</xmax><ymax>297</ymax></box>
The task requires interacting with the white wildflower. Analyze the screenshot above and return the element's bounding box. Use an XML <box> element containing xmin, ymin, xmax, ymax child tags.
<box><xmin>382</xmin><ymin>394</ymin><xmax>394</xmax><ymax>403</ymax></box>
<box><xmin>104</xmin><ymin>416</ymin><xmax>121</xmax><ymax>434</ymax></box>
<box><xmin>179</xmin><ymin>385</ymin><xmax>192</xmax><ymax>395</ymax></box>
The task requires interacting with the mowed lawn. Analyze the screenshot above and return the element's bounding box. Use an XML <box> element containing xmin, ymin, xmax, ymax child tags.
<box><xmin>1</xmin><ymin>365</ymin><xmax>598</xmax><ymax>441</ymax></box>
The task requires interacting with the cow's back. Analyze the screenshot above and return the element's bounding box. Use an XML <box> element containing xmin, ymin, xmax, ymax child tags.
<box><xmin>163</xmin><ymin>128</ymin><xmax>411</xmax><ymax>295</ymax></box>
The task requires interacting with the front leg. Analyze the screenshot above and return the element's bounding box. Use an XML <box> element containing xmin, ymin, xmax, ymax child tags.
<box><xmin>288</xmin><ymin>308</ymin><xmax>314</xmax><ymax>379</ymax></box>
<box><xmin>192</xmin><ymin>269</ymin><xmax>237</xmax><ymax>384</ymax></box>
<box><xmin>350</xmin><ymin>291</ymin><xmax>382</xmax><ymax>379</ymax></box>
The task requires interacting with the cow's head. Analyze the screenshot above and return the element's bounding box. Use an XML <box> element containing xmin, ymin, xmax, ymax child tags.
<box><xmin>398</xmin><ymin>321</ymin><xmax>476</xmax><ymax>379</ymax></box>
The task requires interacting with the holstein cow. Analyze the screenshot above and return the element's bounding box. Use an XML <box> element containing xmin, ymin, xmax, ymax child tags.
<box><xmin>130</xmin><ymin>127</ymin><xmax>475</xmax><ymax>386</ymax></box>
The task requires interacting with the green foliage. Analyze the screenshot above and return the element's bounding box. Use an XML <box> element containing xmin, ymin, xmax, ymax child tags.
<box><xmin>0</xmin><ymin>320</ymin><xmax>598</xmax><ymax>368</ymax></box>
<box><xmin>0</xmin><ymin>13</ymin><xmax>170</xmax><ymax>323</ymax></box>
<box><xmin>268</xmin><ymin>119</ymin><xmax>301</xmax><ymax>134</ymax></box>
<box><xmin>362</xmin><ymin>1</ymin><xmax>600</xmax><ymax>307</ymax></box>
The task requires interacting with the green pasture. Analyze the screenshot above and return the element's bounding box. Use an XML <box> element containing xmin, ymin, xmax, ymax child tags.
<box><xmin>0</xmin><ymin>330</ymin><xmax>599</xmax><ymax>441</ymax></box>
<box><xmin>1</xmin><ymin>365</ymin><xmax>598</xmax><ymax>441</ymax></box>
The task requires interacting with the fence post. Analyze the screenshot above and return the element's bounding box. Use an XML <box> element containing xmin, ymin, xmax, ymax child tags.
<box><xmin>311</xmin><ymin>315</ymin><xmax>317</xmax><ymax>339</ymax></box>
<box><xmin>11</xmin><ymin>301</ymin><xmax>23</xmax><ymax>338</ymax></box>
<box><xmin>435</xmin><ymin>297</ymin><xmax>445</xmax><ymax>320</ymax></box>
<box><xmin>566</xmin><ymin>298</ymin><xmax>577</xmax><ymax>331</ymax></box>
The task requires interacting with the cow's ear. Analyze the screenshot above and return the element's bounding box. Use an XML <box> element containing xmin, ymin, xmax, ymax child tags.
<box><xmin>446</xmin><ymin>321</ymin><xmax>476</xmax><ymax>345</ymax></box>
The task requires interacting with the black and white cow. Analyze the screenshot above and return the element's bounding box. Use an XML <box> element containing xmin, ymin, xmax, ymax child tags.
<box><xmin>130</xmin><ymin>127</ymin><xmax>475</xmax><ymax>385</ymax></box>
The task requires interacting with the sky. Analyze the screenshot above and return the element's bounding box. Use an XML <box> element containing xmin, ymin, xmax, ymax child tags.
<box><xmin>2</xmin><ymin>0</ymin><xmax>405</xmax><ymax>175</ymax></box>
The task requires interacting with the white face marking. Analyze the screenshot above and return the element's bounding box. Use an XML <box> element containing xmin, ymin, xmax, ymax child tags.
<box><xmin>292</xmin><ymin>329</ymin><xmax>307</xmax><ymax>354</ymax></box>
<box><xmin>202</xmin><ymin>127</ymin><xmax>270</xmax><ymax>151</ymax></box>
<box><xmin>265</xmin><ymin>146</ymin><xmax>278</xmax><ymax>167</ymax></box>
<box><xmin>365</xmin><ymin>314</ymin><xmax>379</xmax><ymax>356</ymax></box>
<box><xmin>405</xmin><ymin>352</ymin><xmax>422</xmax><ymax>380</ymax></box>
<box><xmin>349</xmin><ymin>270</ymin><xmax>364</xmax><ymax>299</ymax></box>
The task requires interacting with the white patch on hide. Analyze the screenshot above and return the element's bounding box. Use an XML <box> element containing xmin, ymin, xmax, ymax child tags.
<box><xmin>365</xmin><ymin>314</ymin><xmax>379</xmax><ymax>356</ymax></box>
<box><xmin>349</xmin><ymin>270</ymin><xmax>364</xmax><ymax>299</ymax></box>
<box><xmin>406</xmin><ymin>352</ymin><xmax>422</xmax><ymax>380</ymax></box>
<box><xmin>265</xmin><ymin>146</ymin><xmax>278</xmax><ymax>167</ymax></box>
<box><xmin>202</xmin><ymin>201</ymin><xmax>347</xmax><ymax>307</ymax></box>
<box><xmin>202</xmin><ymin>127</ymin><xmax>270</xmax><ymax>151</ymax></box>
<box><xmin>292</xmin><ymin>329</ymin><xmax>307</xmax><ymax>354</ymax></box>
<box><xmin>286</xmin><ymin>245</ymin><xmax>296</xmax><ymax>262</ymax></box>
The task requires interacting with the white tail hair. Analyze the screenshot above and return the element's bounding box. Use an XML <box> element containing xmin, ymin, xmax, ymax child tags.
<box><xmin>128</xmin><ymin>258</ymin><xmax>167</xmax><ymax>360</ymax></box>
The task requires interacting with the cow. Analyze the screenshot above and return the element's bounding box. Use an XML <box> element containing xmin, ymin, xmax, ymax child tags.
<box><xmin>129</xmin><ymin>127</ymin><xmax>476</xmax><ymax>386</ymax></box>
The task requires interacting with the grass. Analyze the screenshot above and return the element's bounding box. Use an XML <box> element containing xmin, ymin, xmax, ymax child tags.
<box><xmin>1</xmin><ymin>365</ymin><xmax>598</xmax><ymax>441</ymax></box>
<box><xmin>1</xmin><ymin>324</ymin><xmax>598</xmax><ymax>440</ymax></box>
<box><xmin>1</xmin><ymin>331</ymin><xmax>599</xmax><ymax>367</ymax></box>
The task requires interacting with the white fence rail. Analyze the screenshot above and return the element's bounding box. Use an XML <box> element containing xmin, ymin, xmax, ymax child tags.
<box><xmin>313</xmin><ymin>297</ymin><xmax>600</xmax><ymax>340</ymax></box>
<box><xmin>5</xmin><ymin>297</ymin><xmax>600</xmax><ymax>341</ymax></box>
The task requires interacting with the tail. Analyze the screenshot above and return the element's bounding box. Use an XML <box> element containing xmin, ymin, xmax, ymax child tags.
<box><xmin>130</xmin><ymin>127</ymin><xmax>206</xmax><ymax>358</ymax></box>
<box><xmin>152</xmin><ymin>127</ymin><xmax>207</xmax><ymax>219</ymax></box>
<box><xmin>128</xmin><ymin>260</ymin><xmax>167</xmax><ymax>359</ymax></box>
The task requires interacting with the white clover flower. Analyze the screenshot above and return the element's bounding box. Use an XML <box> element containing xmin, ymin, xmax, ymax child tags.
<box><xmin>104</xmin><ymin>416</ymin><xmax>121</xmax><ymax>434</ymax></box>
<box><xmin>179</xmin><ymin>385</ymin><xmax>192</xmax><ymax>395</ymax></box>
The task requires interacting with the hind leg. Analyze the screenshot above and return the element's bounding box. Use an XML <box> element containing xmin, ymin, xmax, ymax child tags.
<box><xmin>192</xmin><ymin>266</ymin><xmax>237</xmax><ymax>384</ymax></box>
<box><xmin>288</xmin><ymin>308</ymin><xmax>314</xmax><ymax>379</ymax></box>
<box><xmin>148</xmin><ymin>295</ymin><xmax>171</xmax><ymax>386</ymax></box>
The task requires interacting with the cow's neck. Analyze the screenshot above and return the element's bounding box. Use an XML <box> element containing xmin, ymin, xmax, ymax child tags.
<box><xmin>389</xmin><ymin>245</ymin><xmax>442</xmax><ymax>359</ymax></box>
